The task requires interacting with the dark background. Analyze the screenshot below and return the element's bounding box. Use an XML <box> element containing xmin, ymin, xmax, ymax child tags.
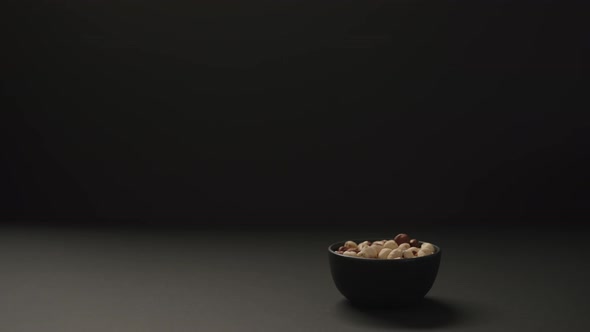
<box><xmin>1</xmin><ymin>2</ymin><xmax>590</xmax><ymax>331</ymax></box>
<box><xmin>2</xmin><ymin>0</ymin><xmax>589</xmax><ymax>226</ymax></box>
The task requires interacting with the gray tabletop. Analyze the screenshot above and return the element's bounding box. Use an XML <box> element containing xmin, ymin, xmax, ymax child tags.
<box><xmin>1</xmin><ymin>225</ymin><xmax>588</xmax><ymax>331</ymax></box>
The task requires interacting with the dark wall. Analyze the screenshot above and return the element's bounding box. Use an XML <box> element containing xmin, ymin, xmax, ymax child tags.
<box><xmin>2</xmin><ymin>1</ymin><xmax>589</xmax><ymax>225</ymax></box>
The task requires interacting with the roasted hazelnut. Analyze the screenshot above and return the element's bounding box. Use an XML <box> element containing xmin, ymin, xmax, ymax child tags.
<box><xmin>338</xmin><ymin>235</ymin><xmax>434</xmax><ymax>260</ymax></box>
<box><xmin>394</xmin><ymin>233</ymin><xmax>410</xmax><ymax>245</ymax></box>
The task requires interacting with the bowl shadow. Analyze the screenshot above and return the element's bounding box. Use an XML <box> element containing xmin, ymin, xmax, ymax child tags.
<box><xmin>334</xmin><ymin>297</ymin><xmax>477</xmax><ymax>329</ymax></box>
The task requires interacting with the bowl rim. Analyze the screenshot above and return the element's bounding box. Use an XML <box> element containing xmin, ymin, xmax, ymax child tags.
<box><xmin>328</xmin><ymin>238</ymin><xmax>441</xmax><ymax>261</ymax></box>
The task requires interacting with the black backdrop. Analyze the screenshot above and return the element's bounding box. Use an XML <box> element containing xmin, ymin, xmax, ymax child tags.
<box><xmin>2</xmin><ymin>0</ymin><xmax>589</xmax><ymax>226</ymax></box>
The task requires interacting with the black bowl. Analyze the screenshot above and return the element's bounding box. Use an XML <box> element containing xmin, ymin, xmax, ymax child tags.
<box><xmin>328</xmin><ymin>239</ymin><xmax>441</xmax><ymax>307</ymax></box>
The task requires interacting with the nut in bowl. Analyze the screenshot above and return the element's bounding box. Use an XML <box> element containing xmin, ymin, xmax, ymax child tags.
<box><xmin>328</xmin><ymin>233</ymin><xmax>441</xmax><ymax>307</ymax></box>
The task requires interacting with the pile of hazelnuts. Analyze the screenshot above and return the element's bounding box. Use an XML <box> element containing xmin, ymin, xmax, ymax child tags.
<box><xmin>335</xmin><ymin>233</ymin><xmax>436</xmax><ymax>259</ymax></box>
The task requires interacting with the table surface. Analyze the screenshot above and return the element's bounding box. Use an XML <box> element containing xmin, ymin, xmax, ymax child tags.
<box><xmin>1</xmin><ymin>224</ymin><xmax>588</xmax><ymax>332</ymax></box>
